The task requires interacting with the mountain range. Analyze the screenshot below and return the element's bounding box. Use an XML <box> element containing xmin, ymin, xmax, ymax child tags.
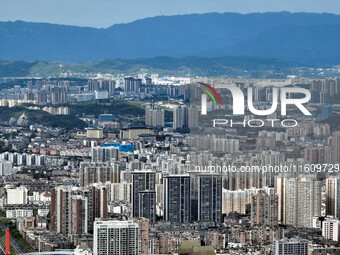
<box><xmin>0</xmin><ymin>12</ymin><xmax>340</xmax><ymax>64</ymax></box>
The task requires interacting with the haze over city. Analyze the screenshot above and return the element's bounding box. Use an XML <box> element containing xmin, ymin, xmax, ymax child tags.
<box><xmin>0</xmin><ymin>1</ymin><xmax>340</xmax><ymax>255</ymax></box>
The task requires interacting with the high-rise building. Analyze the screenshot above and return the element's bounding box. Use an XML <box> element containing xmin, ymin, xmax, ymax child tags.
<box><xmin>332</xmin><ymin>131</ymin><xmax>340</xmax><ymax>164</ymax></box>
<box><xmin>6</xmin><ymin>186</ymin><xmax>28</xmax><ymax>205</ymax></box>
<box><xmin>88</xmin><ymin>80</ymin><xmax>100</xmax><ymax>92</ymax></box>
<box><xmin>132</xmin><ymin>171</ymin><xmax>156</xmax><ymax>222</ymax></box>
<box><xmin>145</xmin><ymin>77</ymin><xmax>152</xmax><ymax>86</ymax></box>
<box><xmin>93</xmin><ymin>220</ymin><xmax>139</xmax><ymax>255</ymax></box>
<box><xmin>36</xmin><ymin>93</ymin><xmax>47</xmax><ymax>105</ymax></box>
<box><xmin>133</xmin><ymin>218</ymin><xmax>150</xmax><ymax>255</ymax></box>
<box><xmin>173</xmin><ymin>105</ymin><xmax>198</xmax><ymax>130</ymax></box>
<box><xmin>51</xmin><ymin>90</ymin><xmax>66</xmax><ymax>104</ymax></box>
<box><xmin>145</xmin><ymin>104</ymin><xmax>165</xmax><ymax>128</ymax></box>
<box><xmin>24</xmin><ymin>92</ymin><xmax>35</xmax><ymax>101</ymax></box>
<box><xmin>275</xmin><ymin>176</ymin><xmax>285</xmax><ymax>224</ymax></box>
<box><xmin>124</xmin><ymin>77</ymin><xmax>141</xmax><ymax>93</ymax></box>
<box><xmin>109</xmin><ymin>182</ymin><xmax>131</xmax><ymax>202</ymax></box>
<box><xmin>276</xmin><ymin>176</ymin><xmax>321</xmax><ymax>228</ymax></box>
<box><xmin>101</xmin><ymin>80</ymin><xmax>116</xmax><ymax>95</ymax></box>
<box><xmin>250</xmin><ymin>192</ymin><xmax>278</xmax><ymax>226</ymax></box>
<box><xmin>173</xmin><ymin>106</ymin><xmax>186</xmax><ymax>129</ymax></box>
<box><xmin>139</xmin><ymin>191</ymin><xmax>156</xmax><ymax>222</ymax></box>
<box><xmin>91</xmin><ymin>146</ymin><xmax>119</xmax><ymax>163</ymax></box>
<box><xmin>273</xmin><ymin>238</ymin><xmax>308</xmax><ymax>255</ymax></box>
<box><xmin>0</xmin><ymin>161</ymin><xmax>13</xmax><ymax>176</ymax></box>
<box><xmin>163</xmin><ymin>175</ymin><xmax>191</xmax><ymax>223</ymax></box>
<box><xmin>88</xmin><ymin>80</ymin><xmax>116</xmax><ymax>94</ymax></box>
<box><xmin>188</xmin><ymin>106</ymin><xmax>199</xmax><ymax>129</ymax></box>
<box><xmin>222</xmin><ymin>189</ymin><xmax>248</xmax><ymax>214</ymax></box>
<box><xmin>322</xmin><ymin>218</ymin><xmax>340</xmax><ymax>242</ymax></box>
<box><xmin>50</xmin><ymin>186</ymin><xmax>72</xmax><ymax>234</ymax></box>
<box><xmin>51</xmin><ymin>185</ymin><xmax>107</xmax><ymax>235</ymax></box>
<box><xmin>79</xmin><ymin>162</ymin><xmax>114</xmax><ymax>187</ymax></box>
<box><xmin>198</xmin><ymin>175</ymin><xmax>222</xmax><ymax>223</ymax></box>
<box><xmin>304</xmin><ymin>146</ymin><xmax>329</xmax><ymax>164</ymax></box>
<box><xmin>326</xmin><ymin>177</ymin><xmax>340</xmax><ymax>218</ymax></box>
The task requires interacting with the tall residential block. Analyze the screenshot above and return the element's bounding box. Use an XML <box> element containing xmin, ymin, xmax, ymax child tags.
<box><xmin>145</xmin><ymin>104</ymin><xmax>165</xmax><ymax>128</ymax></box>
<box><xmin>332</xmin><ymin>131</ymin><xmax>340</xmax><ymax>164</ymax></box>
<box><xmin>326</xmin><ymin>177</ymin><xmax>340</xmax><ymax>218</ymax></box>
<box><xmin>198</xmin><ymin>175</ymin><xmax>222</xmax><ymax>223</ymax></box>
<box><xmin>132</xmin><ymin>171</ymin><xmax>156</xmax><ymax>222</ymax></box>
<box><xmin>93</xmin><ymin>220</ymin><xmax>139</xmax><ymax>255</ymax></box>
<box><xmin>51</xmin><ymin>185</ymin><xmax>107</xmax><ymax>236</ymax></box>
<box><xmin>164</xmin><ymin>175</ymin><xmax>191</xmax><ymax>223</ymax></box>
<box><xmin>250</xmin><ymin>192</ymin><xmax>278</xmax><ymax>226</ymax></box>
<box><xmin>173</xmin><ymin>105</ymin><xmax>198</xmax><ymax>130</ymax></box>
<box><xmin>91</xmin><ymin>146</ymin><xmax>119</xmax><ymax>163</ymax></box>
<box><xmin>276</xmin><ymin>176</ymin><xmax>321</xmax><ymax>228</ymax></box>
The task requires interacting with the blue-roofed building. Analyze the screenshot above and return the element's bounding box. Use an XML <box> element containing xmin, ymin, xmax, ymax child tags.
<box><xmin>102</xmin><ymin>143</ymin><xmax>134</xmax><ymax>152</ymax></box>
<box><xmin>99</xmin><ymin>114</ymin><xmax>114</xmax><ymax>122</ymax></box>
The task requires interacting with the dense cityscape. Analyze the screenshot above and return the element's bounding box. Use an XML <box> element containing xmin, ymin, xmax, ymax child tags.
<box><xmin>0</xmin><ymin>74</ymin><xmax>338</xmax><ymax>254</ymax></box>
<box><xmin>1</xmin><ymin>0</ymin><xmax>340</xmax><ymax>254</ymax></box>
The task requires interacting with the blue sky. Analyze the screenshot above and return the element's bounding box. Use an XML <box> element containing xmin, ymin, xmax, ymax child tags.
<box><xmin>1</xmin><ymin>0</ymin><xmax>340</xmax><ymax>28</ymax></box>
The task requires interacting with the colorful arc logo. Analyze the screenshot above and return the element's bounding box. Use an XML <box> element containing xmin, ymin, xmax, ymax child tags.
<box><xmin>198</xmin><ymin>82</ymin><xmax>222</xmax><ymax>115</ymax></box>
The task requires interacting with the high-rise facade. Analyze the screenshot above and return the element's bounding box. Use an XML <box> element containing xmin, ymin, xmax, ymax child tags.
<box><xmin>88</xmin><ymin>80</ymin><xmax>115</xmax><ymax>95</ymax></box>
<box><xmin>93</xmin><ymin>220</ymin><xmax>139</xmax><ymax>255</ymax></box>
<box><xmin>6</xmin><ymin>186</ymin><xmax>28</xmax><ymax>205</ymax></box>
<box><xmin>145</xmin><ymin>104</ymin><xmax>165</xmax><ymax>128</ymax></box>
<box><xmin>188</xmin><ymin>105</ymin><xmax>199</xmax><ymax>129</ymax></box>
<box><xmin>51</xmin><ymin>185</ymin><xmax>107</xmax><ymax>235</ymax></box>
<box><xmin>275</xmin><ymin>176</ymin><xmax>285</xmax><ymax>224</ymax></box>
<box><xmin>332</xmin><ymin>131</ymin><xmax>340</xmax><ymax>164</ymax></box>
<box><xmin>79</xmin><ymin>162</ymin><xmax>114</xmax><ymax>187</ymax></box>
<box><xmin>273</xmin><ymin>238</ymin><xmax>308</xmax><ymax>255</ymax></box>
<box><xmin>173</xmin><ymin>105</ymin><xmax>198</xmax><ymax>130</ymax></box>
<box><xmin>198</xmin><ymin>175</ymin><xmax>222</xmax><ymax>223</ymax></box>
<box><xmin>91</xmin><ymin>146</ymin><xmax>119</xmax><ymax>163</ymax></box>
<box><xmin>132</xmin><ymin>171</ymin><xmax>156</xmax><ymax>222</ymax></box>
<box><xmin>250</xmin><ymin>192</ymin><xmax>278</xmax><ymax>226</ymax></box>
<box><xmin>322</xmin><ymin>218</ymin><xmax>340</xmax><ymax>242</ymax></box>
<box><xmin>139</xmin><ymin>191</ymin><xmax>156</xmax><ymax>222</ymax></box>
<box><xmin>326</xmin><ymin>177</ymin><xmax>340</xmax><ymax>218</ymax></box>
<box><xmin>277</xmin><ymin>176</ymin><xmax>321</xmax><ymax>228</ymax></box>
<box><xmin>163</xmin><ymin>175</ymin><xmax>191</xmax><ymax>223</ymax></box>
<box><xmin>124</xmin><ymin>77</ymin><xmax>141</xmax><ymax>93</ymax></box>
<box><xmin>51</xmin><ymin>186</ymin><xmax>71</xmax><ymax>234</ymax></box>
<box><xmin>0</xmin><ymin>160</ymin><xmax>13</xmax><ymax>176</ymax></box>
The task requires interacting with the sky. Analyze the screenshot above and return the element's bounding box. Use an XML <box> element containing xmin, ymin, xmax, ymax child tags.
<box><xmin>1</xmin><ymin>0</ymin><xmax>340</xmax><ymax>28</ymax></box>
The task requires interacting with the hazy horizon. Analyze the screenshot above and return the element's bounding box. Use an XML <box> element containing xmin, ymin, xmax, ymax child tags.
<box><xmin>1</xmin><ymin>11</ymin><xmax>340</xmax><ymax>29</ymax></box>
<box><xmin>1</xmin><ymin>0</ymin><xmax>340</xmax><ymax>28</ymax></box>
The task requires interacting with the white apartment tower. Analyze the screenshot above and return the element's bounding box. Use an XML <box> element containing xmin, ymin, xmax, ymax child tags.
<box><xmin>6</xmin><ymin>186</ymin><xmax>28</xmax><ymax>205</ymax></box>
<box><xmin>91</xmin><ymin>146</ymin><xmax>119</xmax><ymax>163</ymax></box>
<box><xmin>145</xmin><ymin>104</ymin><xmax>165</xmax><ymax>128</ymax></box>
<box><xmin>276</xmin><ymin>176</ymin><xmax>321</xmax><ymax>228</ymax></box>
<box><xmin>322</xmin><ymin>219</ymin><xmax>340</xmax><ymax>242</ymax></box>
<box><xmin>93</xmin><ymin>220</ymin><xmax>139</xmax><ymax>255</ymax></box>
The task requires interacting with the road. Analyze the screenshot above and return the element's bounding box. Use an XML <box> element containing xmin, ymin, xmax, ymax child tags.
<box><xmin>0</xmin><ymin>241</ymin><xmax>5</xmax><ymax>255</ymax></box>
<box><xmin>0</xmin><ymin>223</ymin><xmax>28</xmax><ymax>254</ymax></box>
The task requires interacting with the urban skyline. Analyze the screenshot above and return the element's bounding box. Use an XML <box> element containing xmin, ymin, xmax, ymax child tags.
<box><xmin>0</xmin><ymin>1</ymin><xmax>340</xmax><ymax>254</ymax></box>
